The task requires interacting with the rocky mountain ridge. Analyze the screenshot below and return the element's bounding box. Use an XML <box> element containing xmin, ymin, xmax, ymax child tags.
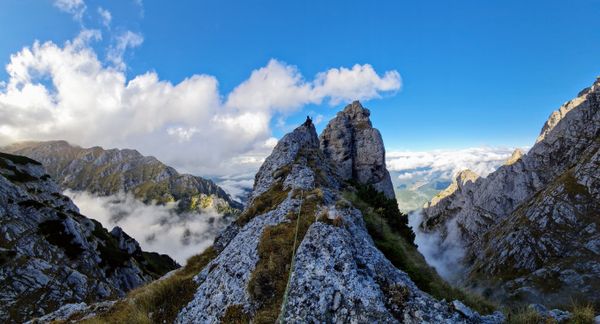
<box><xmin>0</xmin><ymin>152</ymin><xmax>178</xmax><ymax>323</ymax></box>
<box><xmin>421</xmin><ymin>77</ymin><xmax>600</xmax><ymax>307</ymax></box>
<box><xmin>173</xmin><ymin>106</ymin><xmax>502</xmax><ymax>323</ymax></box>
<box><xmin>2</xmin><ymin>140</ymin><xmax>242</xmax><ymax>214</ymax></box>
<box><xmin>60</xmin><ymin>102</ymin><xmax>504</xmax><ymax>323</ymax></box>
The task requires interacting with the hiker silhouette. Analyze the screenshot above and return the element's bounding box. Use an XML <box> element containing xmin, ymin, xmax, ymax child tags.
<box><xmin>304</xmin><ymin>115</ymin><xmax>312</xmax><ymax>126</ymax></box>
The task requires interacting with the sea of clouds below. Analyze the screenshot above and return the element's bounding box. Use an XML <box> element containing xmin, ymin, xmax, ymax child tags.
<box><xmin>65</xmin><ymin>190</ymin><xmax>229</xmax><ymax>265</ymax></box>
<box><xmin>65</xmin><ymin>146</ymin><xmax>523</xmax><ymax>272</ymax></box>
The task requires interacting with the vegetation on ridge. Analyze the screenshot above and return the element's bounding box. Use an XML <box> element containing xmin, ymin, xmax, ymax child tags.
<box><xmin>245</xmin><ymin>188</ymin><xmax>322</xmax><ymax>323</ymax></box>
<box><xmin>76</xmin><ymin>246</ymin><xmax>218</xmax><ymax>324</ymax></box>
<box><xmin>345</xmin><ymin>183</ymin><xmax>496</xmax><ymax>315</ymax></box>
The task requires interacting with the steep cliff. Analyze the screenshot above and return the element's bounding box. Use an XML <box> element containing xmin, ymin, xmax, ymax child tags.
<box><xmin>421</xmin><ymin>77</ymin><xmax>600</xmax><ymax>307</ymax></box>
<box><xmin>320</xmin><ymin>101</ymin><xmax>395</xmax><ymax>199</ymax></box>
<box><xmin>0</xmin><ymin>152</ymin><xmax>178</xmax><ymax>323</ymax></box>
<box><xmin>2</xmin><ymin>141</ymin><xmax>242</xmax><ymax>214</ymax></box>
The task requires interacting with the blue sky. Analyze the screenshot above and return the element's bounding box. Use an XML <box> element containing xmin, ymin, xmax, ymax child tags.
<box><xmin>1</xmin><ymin>0</ymin><xmax>599</xmax><ymax>176</ymax></box>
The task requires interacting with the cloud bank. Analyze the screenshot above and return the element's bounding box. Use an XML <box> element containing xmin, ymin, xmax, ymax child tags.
<box><xmin>387</xmin><ymin>147</ymin><xmax>520</xmax><ymax>181</ymax></box>
<box><xmin>66</xmin><ymin>190</ymin><xmax>228</xmax><ymax>264</ymax></box>
<box><xmin>0</xmin><ymin>32</ymin><xmax>401</xmax><ymax>177</ymax></box>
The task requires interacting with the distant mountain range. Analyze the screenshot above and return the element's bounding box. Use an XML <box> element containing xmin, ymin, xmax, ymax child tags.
<box><xmin>2</xmin><ymin>141</ymin><xmax>242</xmax><ymax>214</ymax></box>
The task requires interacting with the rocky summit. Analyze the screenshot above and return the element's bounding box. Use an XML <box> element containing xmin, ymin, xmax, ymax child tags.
<box><xmin>2</xmin><ymin>141</ymin><xmax>242</xmax><ymax>214</ymax></box>
<box><xmin>58</xmin><ymin>102</ymin><xmax>504</xmax><ymax>323</ymax></box>
<box><xmin>320</xmin><ymin>101</ymin><xmax>396</xmax><ymax>199</ymax></box>
<box><xmin>421</xmin><ymin>77</ymin><xmax>600</xmax><ymax>307</ymax></box>
<box><xmin>0</xmin><ymin>152</ymin><xmax>178</xmax><ymax>323</ymax></box>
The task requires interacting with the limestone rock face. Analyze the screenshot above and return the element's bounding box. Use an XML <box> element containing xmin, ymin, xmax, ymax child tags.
<box><xmin>421</xmin><ymin>77</ymin><xmax>600</xmax><ymax>306</ymax></box>
<box><xmin>174</xmin><ymin>114</ymin><xmax>502</xmax><ymax>323</ymax></box>
<box><xmin>320</xmin><ymin>101</ymin><xmax>395</xmax><ymax>199</ymax></box>
<box><xmin>2</xmin><ymin>141</ymin><xmax>242</xmax><ymax>213</ymax></box>
<box><xmin>0</xmin><ymin>153</ymin><xmax>178</xmax><ymax>323</ymax></box>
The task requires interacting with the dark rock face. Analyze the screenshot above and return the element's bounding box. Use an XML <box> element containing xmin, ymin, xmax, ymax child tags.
<box><xmin>2</xmin><ymin>141</ymin><xmax>242</xmax><ymax>213</ymax></box>
<box><xmin>320</xmin><ymin>101</ymin><xmax>395</xmax><ymax>199</ymax></box>
<box><xmin>421</xmin><ymin>77</ymin><xmax>600</xmax><ymax>306</ymax></box>
<box><xmin>0</xmin><ymin>152</ymin><xmax>178</xmax><ymax>323</ymax></box>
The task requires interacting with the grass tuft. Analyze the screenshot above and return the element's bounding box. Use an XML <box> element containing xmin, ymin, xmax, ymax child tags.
<box><xmin>236</xmin><ymin>182</ymin><xmax>290</xmax><ymax>227</ymax></box>
<box><xmin>79</xmin><ymin>246</ymin><xmax>218</xmax><ymax>323</ymax></box>
<box><xmin>570</xmin><ymin>303</ymin><xmax>595</xmax><ymax>324</ymax></box>
<box><xmin>507</xmin><ymin>307</ymin><xmax>548</xmax><ymax>324</ymax></box>
<box><xmin>247</xmin><ymin>190</ymin><xmax>321</xmax><ymax>323</ymax></box>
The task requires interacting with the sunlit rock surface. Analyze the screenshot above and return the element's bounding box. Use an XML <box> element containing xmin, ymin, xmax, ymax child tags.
<box><xmin>320</xmin><ymin>101</ymin><xmax>395</xmax><ymax>199</ymax></box>
<box><xmin>421</xmin><ymin>77</ymin><xmax>600</xmax><ymax>306</ymax></box>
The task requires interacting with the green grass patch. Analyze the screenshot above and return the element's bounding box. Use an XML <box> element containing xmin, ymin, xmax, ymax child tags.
<box><xmin>561</xmin><ymin>171</ymin><xmax>590</xmax><ymax>198</ymax></box>
<box><xmin>80</xmin><ymin>246</ymin><xmax>218</xmax><ymax>324</ymax></box>
<box><xmin>506</xmin><ymin>306</ymin><xmax>548</xmax><ymax>324</ymax></box>
<box><xmin>351</xmin><ymin>182</ymin><xmax>415</xmax><ymax>244</ymax></box>
<box><xmin>570</xmin><ymin>303</ymin><xmax>595</xmax><ymax>324</ymax></box>
<box><xmin>235</xmin><ymin>182</ymin><xmax>290</xmax><ymax>227</ymax></box>
<box><xmin>247</xmin><ymin>190</ymin><xmax>320</xmax><ymax>323</ymax></box>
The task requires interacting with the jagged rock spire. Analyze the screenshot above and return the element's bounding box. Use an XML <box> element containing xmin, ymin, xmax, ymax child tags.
<box><xmin>319</xmin><ymin>101</ymin><xmax>395</xmax><ymax>198</ymax></box>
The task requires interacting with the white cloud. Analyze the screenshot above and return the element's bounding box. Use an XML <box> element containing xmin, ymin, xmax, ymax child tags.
<box><xmin>312</xmin><ymin>64</ymin><xmax>401</xmax><ymax>105</ymax></box>
<box><xmin>313</xmin><ymin>114</ymin><xmax>324</xmax><ymax>125</ymax></box>
<box><xmin>66</xmin><ymin>190</ymin><xmax>227</xmax><ymax>264</ymax></box>
<box><xmin>107</xmin><ymin>31</ymin><xmax>143</xmax><ymax>70</ymax></box>
<box><xmin>97</xmin><ymin>7</ymin><xmax>112</xmax><ymax>27</ymax></box>
<box><xmin>225</xmin><ymin>60</ymin><xmax>401</xmax><ymax>112</ymax></box>
<box><xmin>387</xmin><ymin>147</ymin><xmax>521</xmax><ymax>181</ymax></box>
<box><xmin>54</xmin><ymin>0</ymin><xmax>86</xmax><ymax>22</ymax></box>
<box><xmin>409</xmin><ymin>211</ymin><xmax>466</xmax><ymax>282</ymax></box>
<box><xmin>0</xmin><ymin>35</ymin><xmax>400</xmax><ymax>178</ymax></box>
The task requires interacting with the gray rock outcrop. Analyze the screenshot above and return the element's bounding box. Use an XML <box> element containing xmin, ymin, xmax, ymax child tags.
<box><xmin>0</xmin><ymin>152</ymin><xmax>178</xmax><ymax>323</ymax></box>
<box><xmin>174</xmin><ymin>112</ymin><xmax>502</xmax><ymax>323</ymax></box>
<box><xmin>420</xmin><ymin>77</ymin><xmax>600</xmax><ymax>306</ymax></box>
<box><xmin>320</xmin><ymin>101</ymin><xmax>395</xmax><ymax>199</ymax></box>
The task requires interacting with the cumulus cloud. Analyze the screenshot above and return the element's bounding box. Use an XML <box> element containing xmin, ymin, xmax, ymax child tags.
<box><xmin>54</xmin><ymin>0</ymin><xmax>86</xmax><ymax>22</ymax></box>
<box><xmin>312</xmin><ymin>64</ymin><xmax>401</xmax><ymax>105</ymax></box>
<box><xmin>97</xmin><ymin>7</ymin><xmax>112</xmax><ymax>27</ymax></box>
<box><xmin>225</xmin><ymin>60</ymin><xmax>400</xmax><ymax>112</ymax></box>
<box><xmin>0</xmin><ymin>35</ymin><xmax>401</xmax><ymax>178</ymax></box>
<box><xmin>66</xmin><ymin>190</ymin><xmax>228</xmax><ymax>264</ymax></box>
